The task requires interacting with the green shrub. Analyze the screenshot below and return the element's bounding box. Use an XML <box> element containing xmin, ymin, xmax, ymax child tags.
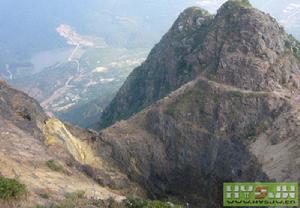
<box><xmin>287</xmin><ymin>35</ymin><xmax>300</xmax><ymax>62</ymax></box>
<box><xmin>242</xmin><ymin>124</ymin><xmax>257</xmax><ymax>140</ymax></box>
<box><xmin>228</xmin><ymin>0</ymin><xmax>252</xmax><ymax>8</ymax></box>
<box><xmin>39</xmin><ymin>192</ymin><xmax>51</xmax><ymax>199</ymax></box>
<box><xmin>125</xmin><ymin>198</ymin><xmax>183</xmax><ymax>208</ymax></box>
<box><xmin>32</xmin><ymin>192</ymin><xmax>124</xmax><ymax>208</ymax></box>
<box><xmin>257</xmin><ymin>121</ymin><xmax>269</xmax><ymax>133</ymax></box>
<box><xmin>0</xmin><ymin>177</ymin><xmax>27</xmax><ymax>200</ymax></box>
<box><xmin>165</xmin><ymin>105</ymin><xmax>177</xmax><ymax>116</ymax></box>
<box><xmin>230</xmin><ymin>91</ymin><xmax>244</xmax><ymax>98</ymax></box>
<box><xmin>50</xmin><ymin>191</ymin><xmax>85</xmax><ymax>208</ymax></box>
<box><xmin>30</xmin><ymin>206</ymin><xmax>46</xmax><ymax>208</ymax></box>
<box><xmin>46</xmin><ymin>160</ymin><xmax>65</xmax><ymax>173</ymax></box>
<box><xmin>32</xmin><ymin>196</ymin><xmax>183</xmax><ymax>208</ymax></box>
<box><xmin>65</xmin><ymin>191</ymin><xmax>85</xmax><ymax>199</ymax></box>
<box><xmin>50</xmin><ymin>191</ymin><xmax>119</xmax><ymax>208</ymax></box>
<box><xmin>126</xmin><ymin>198</ymin><xmax>148</xmax><ymax>208</ymax></box>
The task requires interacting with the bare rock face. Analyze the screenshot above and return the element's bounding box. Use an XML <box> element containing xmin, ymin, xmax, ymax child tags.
<box><xmin>95</xmin><ymin>0</ymin><xmax>300</xmax><ymax>207</ymax></box>
<box><xmin>0</xmin><ymin>80</ymin><xmax>48</xmax><ymax>138</ymax></box>
<box><xmin>99</xmin><ymin>7</ymin><xmax>213</xmax><ymax>129</ymax></box>
<box><xmin>0</xmin><ymin>80</ymin><xmax>136</xmax><ymax>206</ymax></box>
<box><xmin>196</xmin><ymin>0</ymin><xmax>300</xmax><ymax>91</ymax></box>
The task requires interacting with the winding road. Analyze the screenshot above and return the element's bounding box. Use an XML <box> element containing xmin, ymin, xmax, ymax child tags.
<box><xmin>41</xmin><ymin>45</ymin><xmax>82</xmax><ymax>109</ymax></box>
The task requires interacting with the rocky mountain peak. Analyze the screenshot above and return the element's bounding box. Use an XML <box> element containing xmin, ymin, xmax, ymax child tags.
<box><xmin>98</xmin><ymin>7</ymin><xmax>213</xmax><ymax>129</ymax></box>
<box><xmin>99</xmin><ymin>1</ymin><xmax>300</xmax><ymax>129</ymax></box>
<box><xmin>171</xmin><ymin>7</ymin><xmax>211</xmax><ymax>34</ymax></box>
<box><xmin>214</xmin><ymin>0</ymin><xmax>286</xmax><ymax>56</ymax></box>
<box><xmin>190</xmin><ymin>3</ymin><xmax>296</xmax><ymax>100</ymax></box>
<box><xmin>197</xmin><ymin>0</ymin><xmax>297</xmax><ymax>92</ymax></box>
<box><xmin>219</xmin><ymin>0</ymin><xmax>252</xmax><ymax>11</ymax></box>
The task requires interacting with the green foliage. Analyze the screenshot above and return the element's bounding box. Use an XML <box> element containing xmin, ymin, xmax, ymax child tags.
<box><xmin>125</xmin><ymin>198</ymin><xmax>183</xmax><ymax>208</ymax></box>
<box><xmin>46</xmin><ymin>160</ymin><xmax>65</xmax><ymax>173</ymax></box>
<box><xmin>220</xmin><ymin>0</ymin><xmax>252</xmax><ymax>18</ymax></box>
<box><xmin>287</xmin><ymin>34</ymin><xmax>300</xmax><ymax>62</ymax></box>
<box><xmin>242</xmin><ymin>124</ymin><xmax>257</xmax><ymax>140</ymax></box>
<box><xmin>49</xmin><ymin>191</ymin><xmax>122</xmax><ymax>208</ymax></box>
<box><xmin>52</xmin><ymin>191</ymin><xmax>86</xmax><ymax>208</ymax></box>
<box><xmin>257</xmin><ymin>121</ymin><xmax>269</xmax><ymax>133</ymax></box>
<box><xmin>39</xmin><ymin>192</ymin><xmax>51</xmax><ymax>199</ymax></box>
<box><xmin>0</xmin><ymin>177</ymin><xmax>27</xmax><ymax>200</ymax></box>
<box><xmin>229</xmin><ymin>91</ymin><xmax>267</xmax><ymax>98</ymax></box>
<box><xmin>246</xmin><ymin>127</ymin><xmax>256</xmax><ymax>139</ymax></box>
<box><xmin>31</xmin><ymin>196</ymin><xmax>184</xmax><ymax>208</ymax></box>
<box><xmin>227</xmin><ymin>0</ymin><xmax>252</xmax><ymax>8</ymax></box>
<box><xmin>64</xmin><ymin>191</ymin><xmax>85</xmax><ymax>199</ymax></box>
<box><xmin>227</xmin><ymin>46</ymin><xmax>235</xmax><ymax>53</ymax></box>
<box><xmin>183</xmin><ymin>7</ymin><xmax>210</xmax><ymax>17</ymax></box>
<box><xmin>165</xmin><ymin>105</ymin><xmax>177</xmax><ymax>117</ymax></box>
<box><xmin>230</xmin><ymin>91</ymin><xmax>244</xmax><ymax>98</ymax></box>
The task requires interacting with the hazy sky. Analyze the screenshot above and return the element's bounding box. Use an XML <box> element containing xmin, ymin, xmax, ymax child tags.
<box><xmin>195</xmin><ymin>0</ymin><xmax>300</xmax><ymax>37</ymax></box>
<box><xmin>196</xmin><ymin>0</ymin><xmax>300</xmax><ymax>14</ymax></box>
<box><xmin>0</xmin><ymin>0</ymin><xmax>299</xmax><ymax>59</ymax></box>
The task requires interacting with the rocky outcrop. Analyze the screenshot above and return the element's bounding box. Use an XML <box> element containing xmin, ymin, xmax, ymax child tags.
<box><xmin>0</xmin><ymin>80</ymin><xmax>139</xmax><ymax>207</ymax></box>
<box><xmin>0</xmin><ymin>80</ymin><xmax>47</xmax><ymax>138</ymax></box>
<box><xmin>195</xmin><ymin>0</ymin><xmax>299</xmax><ymax>91</ymax></box>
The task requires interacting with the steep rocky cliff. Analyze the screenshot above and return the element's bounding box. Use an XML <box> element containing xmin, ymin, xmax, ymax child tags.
<box><xmin>0</xmin><ymin>80</ymin><xmax>141</xmax><ymax>207</ymax></box>
<box><xmin>99</xmin><ymin>0</ymin><xmax>300</xmax><ymax>129</ymax></box>
<box><xmin>0</xmin><ymin>80</ymin><xmax>47</xmax><ymax>137</ymax></box>
<box><xmin>95</xmin><ymin>0</ymin><xmax>300</xmax><ymax>207</ymax></box>
<box><xmin>99</xmin><ymin>7</ymin><xmax>213</xmax><ymax>129</ymax></box>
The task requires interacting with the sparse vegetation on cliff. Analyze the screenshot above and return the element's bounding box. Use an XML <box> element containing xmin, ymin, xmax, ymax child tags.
<box><xmin>287</xmin><ymin>34</ymin><xmax>300</xmax><ymax>62</ymax></box>
<box><xmin>0</xmin><ymin>177</ymin><xmax>27</xmax><ymax>201</ymax></box>
<box><xmin>31</xmin><ymin>195</ymin><xmax>182</xmax><ymax>208</ymax></box>
<box><xmin>46</xmin><ymin>160</ymin><xmax>65</xmax><ymax>173</ymax></box>
<box><xmin>125</xmin><ymin>198</ymin><xmax>183</xmax><ymax>208</ymax></box>
<box><xmin>226</xmin><ymin>0</ymin><xmax>252</xmax><ymax>8</ymax></box>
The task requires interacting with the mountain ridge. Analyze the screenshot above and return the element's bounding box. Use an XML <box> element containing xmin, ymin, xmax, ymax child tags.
<box><xmin>94</xmin><ymin>1</ymin><xmax>300</xmax><ymax>206</ymax></box>
<box><xmin>99</xmin><ymin>0</ymin><xmax>300</xmax><ymax>129</ymax></box>
<box><xmin>99</xmin><ymin>6</ymin><xmax>214</xmax><ymax>129</ymax></box>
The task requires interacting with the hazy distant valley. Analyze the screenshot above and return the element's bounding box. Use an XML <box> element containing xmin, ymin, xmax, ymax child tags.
<box><xmin>12</xmin><ymin>24</ymin><xmax>149</xmax><ymax>127</ymax></box>
<box><xmin>0</xmin><ymin>0</ymin><xmax>200</xmax><ymax>127</ymax></box>
<box><xmin>3</xmin><ymin>26</ymin><xmax>148</xmax><ymax>127</ymax></box>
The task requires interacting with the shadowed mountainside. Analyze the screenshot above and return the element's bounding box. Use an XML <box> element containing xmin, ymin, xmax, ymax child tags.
<box><xmin>96</xmin><ymin>0</ymin><xmax>300</xmax><ymax>206</ymax></box>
